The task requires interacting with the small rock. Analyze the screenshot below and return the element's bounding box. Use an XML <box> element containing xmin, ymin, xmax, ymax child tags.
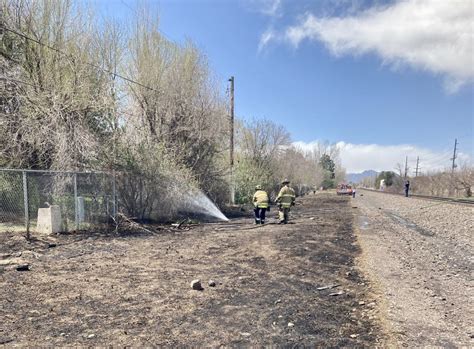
<box><xmin>278</xmin><ymin>315</ymin><xmax>283</xmax><ymax>318</ymax></box>
<box><xmin>87</xmin><ymin>334</ymin><xmax>95</xmax><ymax>339</ymax></box>
<box><xmin>358</xmin><ymin>301</ymin><xmax>365</xmax><ymax>306</ymax></box>
<box><xmin>274</xmin><ymin>299</ymin><xmax>281</xmax><ymax>304</ymax></box>
<box><xmin>240</xmin><ymin>332</ymin><xmax>251</xmax><ymax>337</ymax></box>
<box><xmin>288</xmin><ymin>322</ymin><xmax>295</xmax><ymax>328</ymax></box>
<box><xmin>309</xmin><ymin>217</ymin><xmax>315</xmax><ymax>220</ymax></box>
<box><xmin>48</xmin><ymin>243</ymin><xmax>57</xmax><ymax>248</ymax></box>
<box><xmin>21</xmin><ymin>251</ymin><xmax>40</xmax><ymax>259</ymax></box>
<box><xmin>208</xmin><ymin>280</ymin><xmax>216</xmax><ymax>287</ymax></box>
<box><xmin>60</xmin><ymin>333</ymin><xmax>66</xmax><ymax>337</ymax></box>
<box><xmin>16</xmin><ymin>264</ymin><xmax>30</xmax><ymax>271</ymax></box>
<box><xmin>0</xmin><ymin>338</ymin><xmax>13</xmax><ymax>345</ymax></box>
<box><xmin>191</xmin><ymin>279</ymin><xmax>203</xmax><ymax>290</ymax></box>
<box><xmin>350</xmin><ymin>334</ymin><xmax>359</xmax><ymax>338</ymax></box>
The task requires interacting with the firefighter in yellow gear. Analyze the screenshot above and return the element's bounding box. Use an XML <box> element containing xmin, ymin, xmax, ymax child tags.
<box><xmin>276</xmin><ymin>179</ymin><xmax>296</xmax><ymax>224</ymax></box>
<box><xmin>252</xmin><ymin>185</ymin><xmax>269</xmax><ymax>224</ymax></box>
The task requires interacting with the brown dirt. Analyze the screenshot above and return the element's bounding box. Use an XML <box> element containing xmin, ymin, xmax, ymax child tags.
<box><xmin>0</xmin><ymin>194</ymin><xmax>385</xmax><ymax>347</ymax></box>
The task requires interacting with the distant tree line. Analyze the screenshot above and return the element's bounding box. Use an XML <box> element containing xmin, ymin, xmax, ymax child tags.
<box><xmin>233</xmin><ymin>119</ymin><xmax>345</xmax><ymax>202</ymax></box>
<box><xmin>367</xmin><ymin>168</ymin><xmax>473</xmax><ymax>198</ymax></box>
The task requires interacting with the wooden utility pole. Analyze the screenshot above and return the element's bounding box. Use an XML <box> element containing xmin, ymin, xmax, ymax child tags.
<box><xmin>404</xmin><ymin>156</ymin><xmax>408</xmax><ymax>179</ymax></box>
<box><xmin>451</xmin><ymin>138</ymin><xmax>458</xmax><ymax>173</ymax></box>
<box><xmin>229</xmin><ymin>76</ymin><xmax>235</xmax><ymax>204</ymax></box>
<box><xmin>415</xmin><ymin>156</ymin><xmax>420</xmax><ymax>177</ymax></box>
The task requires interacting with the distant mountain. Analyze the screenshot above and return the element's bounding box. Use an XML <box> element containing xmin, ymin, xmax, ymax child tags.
<box><xmin>346</xmin><ymin>170</ymin><xmax>378</xmax><ymax>183</ymax></box>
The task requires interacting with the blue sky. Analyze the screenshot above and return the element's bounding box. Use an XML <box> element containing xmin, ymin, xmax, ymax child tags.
<box><xmin>92</xmin><ymin>0</ymin><xmax>473</xmax><ymax>172</ymax></box>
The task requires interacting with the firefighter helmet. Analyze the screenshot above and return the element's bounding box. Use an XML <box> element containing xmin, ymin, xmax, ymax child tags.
<box><xmin>255</xmin><ymin>185</ymin><xmax>262</xmax><ymax>190</ymax></box>
<box><xmin>282</xmin><ymin>178</ymin><xmax>290</xmax><ymax>184</ymax></box>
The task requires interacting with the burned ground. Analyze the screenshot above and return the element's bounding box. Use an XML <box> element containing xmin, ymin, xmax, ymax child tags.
<box><xmin>0</xmin><ymin>194</ymin><xmax>384</xmax><ymax>347</ymax></box>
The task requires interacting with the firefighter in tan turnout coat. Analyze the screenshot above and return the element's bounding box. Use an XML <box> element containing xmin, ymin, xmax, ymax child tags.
<box><xmin>252</xmin><ymin>185</ymin><xmax>269</xmax><ymax>224</ymax></box>
<box><xmin>276</xmin><ymin>179</ymin><xmax>296</xmax><ymax>224</ymax></box>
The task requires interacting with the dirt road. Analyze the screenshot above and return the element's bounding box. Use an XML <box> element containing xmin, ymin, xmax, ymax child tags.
<box><xmin>355</xmin><ymin>190</ymin><xmax>473</xmax><ymax>347</ymax></box>
<box><xmin>1</xmin><ymin>194</ymin><xmax>384</xmax><ymax>347</ymax></box>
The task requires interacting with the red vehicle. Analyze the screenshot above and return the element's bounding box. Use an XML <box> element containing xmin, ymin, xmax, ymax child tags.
<box><xmin>337</xmin><ymin>184</ymin><xmax>353</xmax><ymax>196</ymax></box>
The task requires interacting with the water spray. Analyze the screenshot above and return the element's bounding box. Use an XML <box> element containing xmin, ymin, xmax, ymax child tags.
<box><xmin>181</xmin><ymin>189</ymin><xmax>229</xmax><ymax>222</ymax></box>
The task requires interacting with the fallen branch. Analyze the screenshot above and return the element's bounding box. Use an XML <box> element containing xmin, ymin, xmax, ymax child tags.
<box><xmin>171</xmin><ymin>218</ymin><xmax>188</xmax><ymax>229</ymax></box>
<box><xmin>117</xmin><ymin>213</ymin><xmax>156</xmax><ymax>234</ymax></box>
<box><xmin>316</xmin><ymin>284</ymin><xmax>341</xmax><ymax>291</ymax></box>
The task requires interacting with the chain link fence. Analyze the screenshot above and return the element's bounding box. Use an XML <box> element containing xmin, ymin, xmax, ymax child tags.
<box><xmin>0</xmin><ymin>169</ymin><xmax>116</xmax><ymax>235</ymax></box>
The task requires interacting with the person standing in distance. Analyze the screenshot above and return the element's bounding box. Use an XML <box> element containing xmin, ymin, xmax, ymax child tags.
<box><xmin>405</xmin><ymin>180</ymin><xmax>410</xmax><ymax>197</ymax></box>
<box><xmin>252</xmin><ymin>185</ymin><xmax>269</xmax><ymax>224</ymax></box>
<box><xmin>276</xmin><ymin>179</ymin><xmax>296</xmax><ymax>224</ymax></box>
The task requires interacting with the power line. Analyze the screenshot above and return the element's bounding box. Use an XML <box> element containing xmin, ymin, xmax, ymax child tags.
<box><xmin>409</xmin><ymin>151</ymin><xmax>453</xmax><ymax>176</ymax></box>
<box><xmin>3</xmin><ymin>26</ymin><xmax>158</xmax><ymax>92</ymax></box>
<box><xmin>0</xmin><ymin>76</ymin><xmax>38</xmax><ymax>89</ymax></box>
<box><xmin>426</xmin><ymin>158</ymin><xmax>452</xmax><ymax>168</ymax></box>
<box><xmin>423</xmin><ymin>156</ymin><xmax>451</xmax><ymax>166</ymax></box>
<box><xmin>422</xmin><ymin>150</ymin><xmax>452</xmax><ymax>162</ymax></box>
<box><xmin>0</xmin><ymin>76</ymin><xmax>140</xmax><ymax>122</ymax></box>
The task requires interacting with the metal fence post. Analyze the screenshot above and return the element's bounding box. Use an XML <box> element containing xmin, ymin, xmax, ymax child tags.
<box><xmin>74</xmin><ymin>173</ymin><xmax>78</xmax><ymax>231</ymax></box>
<box><xmin>22</xmin><ymin>171</ymin><xmax>30</xmax><ymax>238</ymax></box>
<box><xmin>112</xmin><ymin>172</ymin><xmax>117</xmax><ymax>220</ymax></box>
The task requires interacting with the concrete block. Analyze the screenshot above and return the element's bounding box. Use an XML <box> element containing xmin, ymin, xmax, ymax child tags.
<box><xmin>77</xmin><ymin>196</ymin><xmax>85</xmax><ymax>224</ymax></box>
<box><xmin>37</xmin><ymin>205</ymin><xmax>62</xmax><ymax>234</ymax></box>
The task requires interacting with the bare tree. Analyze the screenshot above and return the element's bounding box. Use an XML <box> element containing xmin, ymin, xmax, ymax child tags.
<box><xmin>1</xmin><ymin>0</ymin><xmax>118</xmax><ymax>170</ymax></box>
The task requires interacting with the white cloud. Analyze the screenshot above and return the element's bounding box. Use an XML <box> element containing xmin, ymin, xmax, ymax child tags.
<box><xmin>262</xmin><ymin>0</ymin><xmax>474</xmax><ymax>92</ymax></box>
<box><xmin>293</xmin><ymin>140</ymin><xmax>473</xmax><ymax>174</ymax></box>
<box><xmin>262</xmin><ymin>0</ymin><xmax>282</xmax><ymax>17</ymax></box>
<box><xmin>245</xmin><ymin>0</ymin><xmax>282</xmax><ymax>17</ymax></box>
<box><xmin>258</xmin><ymin>28</ymin><xmax>276</xmax><ymax>52</ymax></box>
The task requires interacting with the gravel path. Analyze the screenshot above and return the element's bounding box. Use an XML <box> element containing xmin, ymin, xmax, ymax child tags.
<box><xmin>355</xmin><ymin>190</ymin><xmax>474</xmax><ymax>347</ymax></box>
